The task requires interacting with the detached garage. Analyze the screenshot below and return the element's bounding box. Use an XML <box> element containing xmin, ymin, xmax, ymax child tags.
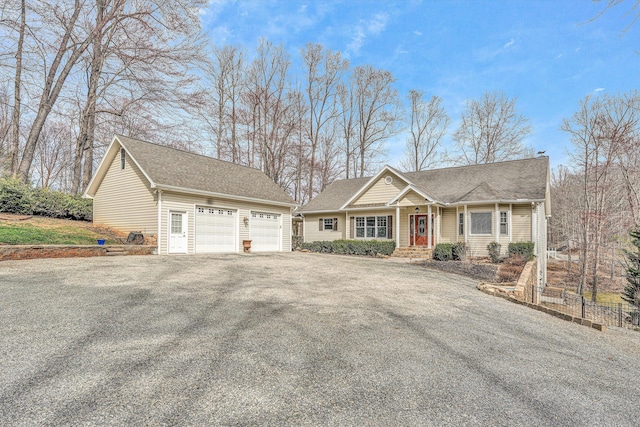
<box><xmin>84</xmin><ymin>135</ymin><xmax>297</xmax><ymax>255</ymax></box>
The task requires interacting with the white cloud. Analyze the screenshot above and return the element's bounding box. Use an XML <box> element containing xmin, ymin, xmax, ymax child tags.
<box><xmin>414</xmin><ymin>30</ymin><xmax>422</xmax><ymax>36</ymax></box>
<box><xmin>367</xmin><ymin>12</ymin><xmax>389</xmax><ymax>34</ymax></box>
<box><xmin>594</xmin><ymin>87</ymin><xmax>605</xmax><ymax>92</ymax></box>
<box><xmin>347</xmin><ymin>12</ymin><xmax>389</xmax><ymax>55</ymax></box>
<box><xmin>503</xmin><ymin>38</ymin><xmax>515</xmax><ymax>49</ymax></box>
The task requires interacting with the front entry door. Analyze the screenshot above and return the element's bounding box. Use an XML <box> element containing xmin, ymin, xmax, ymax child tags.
<box><xmin>410</xmin><ymin>214</ymin><xmax>434</xmax><ymax>246</ymax></box>
<box><xmin>169</xmin><ymin>211</ymin><xmax>187</xmax><ymax>253</ymax></box>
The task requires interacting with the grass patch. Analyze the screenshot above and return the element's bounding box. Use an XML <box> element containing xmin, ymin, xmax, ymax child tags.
<box><xmin>583</xmin><ymin>291</ymin><xmax>624</xmax><ymax>304</ymax></box>
<box><xmin>0</xmin><ymin>223</ymin><xmax>119</xmax><ymax>245</ymax></box>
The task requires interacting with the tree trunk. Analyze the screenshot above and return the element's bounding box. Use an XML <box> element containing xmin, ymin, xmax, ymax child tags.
<box><xmin>72</xmin><ymin>0</ymin><xmax>105</xmax><ymax>194</ymax></box>
<box><xmin>10</xmin><ymin>0</ymin><xmax>26</xmax><ymax>175</ymax></box>
<box><xmin>17</xmin><ymin>0</ymin><xmax>93</xmax><ymax>183</ymax></box>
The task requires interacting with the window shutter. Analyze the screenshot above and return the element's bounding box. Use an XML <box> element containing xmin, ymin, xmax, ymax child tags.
<box><xmin>387</xmin><ymin>215</ymin><xmax>393</xmax><ymax>239</ymax></box>
<box><xmin>333</xmin><ymin>218</ymin><xmax>338</xmax><ymax>231</ymax></box>
<box><xmin>350</xmin><ymin>216</ymin><xmax>354</xmax><ymax>239</ymax></box>
<box><xmin>319</xmin><ymin>218</ymin><xmax>323</xmax><ymax>231</ymax></box>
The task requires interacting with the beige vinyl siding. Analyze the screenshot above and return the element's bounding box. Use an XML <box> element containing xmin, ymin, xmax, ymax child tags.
<box><xmin>160</xmin><ymin>191</ymin><xmax>291</xmax><ymax>255</ymax></box>
<box><xmin>399</xmin><ymin>207</ymin><xmax>409</xmax><ymax>247</ymax></box>
<box><xmin>352</xmin><ymin>175</ymin><xmax>406</xmax><ymax>205</ymax></box>
<box><xmin>93</xmin><ymin>150</ymin><xmax>157</xmax><ymax>235</ymax></box>
<box><xmin>304</xmin><ymin>209</ymin><xmax>397</xmax><ymax>242</ymax></box>
<box><xmin>304</xmin><ymin>214</ymin><xmax>346</xmax><ymax>242</ymax></box>
<box><xmin>440</xmin><ymin>208</ymin><xmax>457</xmax><ymax>244</ymax></box>
<box><xmin>398</xmin><ymin>191</ymin><xmax>425</xmax><ymax>207</ymax></box>
<box><xmin>466</xmin><ymin>205</ymin><xmax>495</xmax><ymax>257</ymax></box>
<box><xmin>511</xmin><ymin>204</ymin><xmax>532</xmax><ymax>242</ymax></box>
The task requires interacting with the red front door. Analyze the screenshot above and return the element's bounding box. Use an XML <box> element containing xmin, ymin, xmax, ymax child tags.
<box><xmin>410</xmin><ymin>214</ymin><xmax>434</xmax><ymax>246</ymax></box>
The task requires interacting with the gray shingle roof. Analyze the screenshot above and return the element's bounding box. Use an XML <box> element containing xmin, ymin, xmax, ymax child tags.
<box><xmin>298</xmin><ymin>156</ymin><xmax>548</xmax><ymax>212</ymax></box>
<box><xmin>116</xmin><ymin>135</ymin><xmax>296</xmax><ymax>206</ymax></box>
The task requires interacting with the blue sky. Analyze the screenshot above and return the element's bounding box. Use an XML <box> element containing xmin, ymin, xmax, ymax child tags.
<box><xmin>200</xmin><ymin>0</ymin><xmax>640</xmax><ymax>168</ymax></box>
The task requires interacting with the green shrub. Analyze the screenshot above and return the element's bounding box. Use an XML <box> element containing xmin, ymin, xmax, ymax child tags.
<box><xmin>300</xmin><ymin>239</ymin><xmax>395</xmax><ymax>257</ymax></box>
<box><xmin>487</xmin><ymin>241</ymin><xmax>502</xmax><ymax>263</ymax></box>
<box><xmin>452</xmin><ymin>242</ymin><xmax>467</xmax><ymax>261</ymax></box>
<box><xmin>508</xmin><ymin>241</ymin><xmax>535</xmax><ymax>261</ymax></box>
<box><xmin>0</xmin><ymin>177</ymin><xmax>93</xmax><ymax>221</ymax></box>
<box><xmin>433</xmin><ymin>243</ymin><xmax>453</xmax><ymax>261</ymax></box>
<box><xmin>0</xmin><ymin>177</ymin><xmax>33</xmax><ymax>215</ymax></box>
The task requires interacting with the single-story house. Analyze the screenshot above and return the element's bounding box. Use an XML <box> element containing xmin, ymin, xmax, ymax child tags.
<box><xmin>84</xmin><ymin>135</ymin><xmax>297</xmax><ymax>254</ymax></box>
<box><xmin>297</xmin><ymin>157</ymin><xmax>551</xmax><ymax>284</ymax></box>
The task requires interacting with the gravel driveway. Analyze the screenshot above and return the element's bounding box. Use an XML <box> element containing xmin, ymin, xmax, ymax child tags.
<box><xmin>2</xmin><ymin>252</ymin><xmax>640</xmax><ymax>426</ymax></box>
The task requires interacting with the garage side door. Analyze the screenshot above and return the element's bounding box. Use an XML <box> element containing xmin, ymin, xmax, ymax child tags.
<box><xmin>250</xmin><ymin>211</ymin><xmax>281</xmax><ymax>252</ymax></box>
<box><xmin>195</xmin><ymin>207</ymin><xmax>236</xmax><ymax>253</ymax></box>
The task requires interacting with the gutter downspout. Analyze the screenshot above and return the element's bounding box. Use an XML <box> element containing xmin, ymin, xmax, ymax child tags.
<box><xmin>157</xmin><ymin>190</ymin><xmax>162</xmax><ymax>255</ymax></box>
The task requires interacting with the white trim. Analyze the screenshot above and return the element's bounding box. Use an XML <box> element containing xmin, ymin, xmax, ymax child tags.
<box><xmin>463</xmin><ymin>205</ymin><xmax>468</xmax><ymax>243</ymax></box>
<box><xmin>154</xmin><ymin>184</ymin><xmax>298</xmax><ymax>208</ymax></box>
<box><xmin>386</xmin><ymin>184</ymin><xmax>439</xmax><ymax>205</ymax></box>
<box><xmin>396</xmin><ymin>206</ymin><xmax>400</xmax><ymax>248</ymax></box>
<box><xmin>509</xmin><ymin>203</ymin><xmax>513</xmax><ymax>243</ymax></box>
<box><xmin>494</xmin><ymin>203</ymin><xmax>500</xmax><ymax>243</ymax></box>
<box><xmin>345</xmin><ymin>211</ymin><xmax>349</xmax><ymax>239</ymax></box>
<box><xmin>339</xmin><ymin>165</ymin><xmax>420</xmax><ymax>210</ymax></box>
<box><xmin>427</xmin><ymin>205</ymin><xmax>432</xmax><ymax>249</ymax></box>
<box><xmin>157</xmin><ymin>190</ymin><xmax>162</xmax><ymax>254</ymax></box>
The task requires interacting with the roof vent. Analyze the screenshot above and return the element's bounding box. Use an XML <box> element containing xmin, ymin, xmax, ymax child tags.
<box><xmin>384</xmin><ymin>176</ymin><xmax>393</xmax><ymax>185</ymax></box>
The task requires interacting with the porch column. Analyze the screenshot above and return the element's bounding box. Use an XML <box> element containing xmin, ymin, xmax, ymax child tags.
<box><xmin>427</xmin><ymin>204</ymin><xmax>432</xmax><ymax>249</ymax></box>
<box><xmin>345</xmin><ymin>211</ymin><xmax>349</xmax><ymax>239</ymax></box>
<box><xmin>395</xmin><ymin>206</ymin><xmax>400</xmax><ymax>248</ymax></box>
<box><xmin>463</xmin><ymin>204</ymin><xmax>468</xmax><ymax>243</ymax></box>
<box><xmin>509</xmin><ymin>203</ymin><xmax>513</xmax><ymax>243</ymax></box>
<box><xmin>494</xmin><ymin>203</ymin><xmax>500</xmax><ymax>244</ymax></box>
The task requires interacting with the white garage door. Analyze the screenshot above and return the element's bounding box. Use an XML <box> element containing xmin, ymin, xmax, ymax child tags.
<box><xmin>195</xmin><ymin>207</ymin><xmax>236</xmax><ymax>253</ymax></box>
<box><xmin>250</xmin><ymin>211</ymin><xmax>281</xmax><ymax>252</ymax></box>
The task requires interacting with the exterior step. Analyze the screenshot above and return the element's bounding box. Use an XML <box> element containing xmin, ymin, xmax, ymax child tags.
<box><xmin>391</xmin><ymin>247</ymin><xmax>433</xmax><ymax>259</ymax></box>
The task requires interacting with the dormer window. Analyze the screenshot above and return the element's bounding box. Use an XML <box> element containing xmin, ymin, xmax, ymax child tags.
<box><xmin>120</xmin><ymin>148</ymin><xmax>125</xmax><ymax>170</ymax></box>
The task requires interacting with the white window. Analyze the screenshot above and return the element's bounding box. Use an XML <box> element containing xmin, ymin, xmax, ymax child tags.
<box><xmin>500</xmin><ymin>211</ymin><xmax>508</xmax><ymax>235</ymax></box>
<box><xmin>356</xmin><ymin>217</ymin><xmax>365</xmax><ymax>237</ymax></box>
<box><xmin>319</xmin><ymin>217</ymin><xmax>338</xmax><ymax>231</ymax></box>
<box><xmin>470</xmin><ymin>212</ymin><xmax>492</xmax><ymax>235</ymax></box>
<box><xmin>354</xmin><ymin>216</ymin><xmax>390</xmax><ymax>239</ymax></box>
<box><xmin>458</xmin><ymin>212</ymin><xmax>464</xmax><ymax>236</ymax></box>
<box><xmin>120</xmin><ymin>148</ymin><xmax>126</xmax><ymax>170</ymax></box>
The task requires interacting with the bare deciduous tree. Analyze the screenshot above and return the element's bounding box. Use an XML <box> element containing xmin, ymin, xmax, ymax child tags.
<box><xmin>351</xmin><ymin>65</ymin><xmax>402</xmax><ymax>177</ymax></box>
<box><xmin>451</xmin><ymin>91</ymin><xmax>532</xmax><ymax>165</ymax></box>
<box><xmin>401</xmin><ymin>90</ymin><xmax>449</xmax><ymax>171</ymax></box>
<box><xmin>301</xmin><ymin>43</ymin><xmax>348</xmax><ymax>201</ymax></box>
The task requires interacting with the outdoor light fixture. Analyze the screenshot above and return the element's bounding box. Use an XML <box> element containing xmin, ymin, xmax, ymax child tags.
<box><xmin>243</xmin><ymin>216</ymin><xmax>249</xmax><ymax>227</ymax></box>
<box><xmin>414</xmin><ymin>207</ymin><xmax>420</xmax><ymax>214</ymax></box>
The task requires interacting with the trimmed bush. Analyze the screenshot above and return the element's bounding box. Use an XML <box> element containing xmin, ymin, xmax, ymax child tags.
<box><xmin>0</xmin><ymin>177</ymin><xmax>33</xmax><ymax>215</ymax></box>
<box><xmin>300</xmin><ymin>239</ymin><xmax>395</xmax><ymax>257</ymax></box>
<box><xmin>487</xmin><ymin>241</ymin><xmax>502</xmax><ymax>263</ymax></box>
<box><xmin>0</xmin><ymin>177</ymin><xmax>93</xmax><ymax>221</ymax></box>
<box><xmin>433</xmin><ymin>243</ymin><xmax>453</xmax><ymax>261</ymax></box>
<box><xmin>452</xmin><ymin>242</ymin><xmax>467</xmax><ymax>261</ymax></box>
<box><xmin>508</xmin><ymin>241</ymin><xmax>535</xmax><ymax>261</ymax></box>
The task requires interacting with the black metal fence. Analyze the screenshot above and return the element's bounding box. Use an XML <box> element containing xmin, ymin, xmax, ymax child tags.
<box><xmin>538</xmin><ymin>285</ymin><xmax>639</xmax><ymax>330</ymax></box>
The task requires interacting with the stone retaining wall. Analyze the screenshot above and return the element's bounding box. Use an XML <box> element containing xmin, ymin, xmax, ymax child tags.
<box><xmin>0</xmin><ymin>245</ymin><xmax>156</xmax><ymax>261</ymax></box>
<box><xmin>477</xmin><ymin>284</ymin><xmax>606</xmax><ymax>332</ymax></box>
